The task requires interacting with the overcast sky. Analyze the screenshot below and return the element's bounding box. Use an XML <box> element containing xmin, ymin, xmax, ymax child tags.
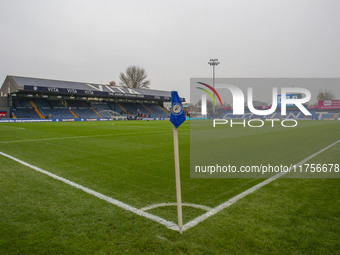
<box><xmin>1</xmin><ymin>0</ymin><xmax>340</xmax><ymax>102</ymax></box>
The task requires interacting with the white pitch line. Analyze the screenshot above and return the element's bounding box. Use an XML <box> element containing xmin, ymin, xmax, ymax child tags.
<box><xmin>0</xmin><ymin>130</ymin><xmax>177</xmax><ymax>144</ymax></box>
<box><xmin>1</xmin><ymin>139</ymin><xmax>338</xmax><ymax>233</ymax></box>
<box><xmin>0</xmin><ymin>126</ymin><xmax>26</xmax><ymax>130</ymax></box>
<box><xmin>182</xmin><ymin>139</ymin><xmax>340</xmax><ymax>232</ymax></box>
<box><xmin>140</xmin><ymin>202</ymin><xmax>212</xmax><ymax>212</ymax></box>
<box><xmin>0</xmin><ymin>151</ymin><xmax>179</xmax><ymax>232</ymax></box>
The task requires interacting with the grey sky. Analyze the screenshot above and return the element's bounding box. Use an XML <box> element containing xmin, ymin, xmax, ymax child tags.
<box><xmin>1</xmin><ymin>0</ymin><xmax>340</xmax><ymax>102</ymax></box>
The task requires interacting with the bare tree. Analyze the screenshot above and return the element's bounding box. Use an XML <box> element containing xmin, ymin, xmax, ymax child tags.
<box><xmin>119</xmin><ymin>66</ymin><xmax>150</xmax><ymax>89</ymax></box>
<box><xmin>317</xmin><ymin>90</ymin><xmax>335</xmax><ymax>101</ymax></box>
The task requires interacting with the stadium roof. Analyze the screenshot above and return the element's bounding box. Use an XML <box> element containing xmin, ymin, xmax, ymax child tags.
<box><xmin>1</xmin><ymin>75</ymin><xmax>185</xmax><ymax>101</ymax></box>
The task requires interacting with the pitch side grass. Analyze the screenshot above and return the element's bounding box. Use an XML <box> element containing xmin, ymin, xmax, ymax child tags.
<box><xmin>0</xmin><ymin>120</ymin><xmax>339</xmax><ymax>254</ymax></box>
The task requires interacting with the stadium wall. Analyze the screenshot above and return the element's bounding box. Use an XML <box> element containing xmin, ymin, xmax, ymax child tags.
<box><xmin>0</xmin><ymin>76</ymin><xmax>18</xmax><ymax>97</ymax></box>
<box><xmin>0</xmin><ymin>96</ymin><xmax>9</xmax><ymax>118</ymax></box>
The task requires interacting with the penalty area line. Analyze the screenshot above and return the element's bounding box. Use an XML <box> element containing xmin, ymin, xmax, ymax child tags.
<box><xmin>0</xmin><ymin>151</ymin><xmax>179</xmax><ymax>232</ymax></box>
<box><xmin>182</xmin><ymin>139</ymin><xmax>340</xmax><ymax>232</ymax></box>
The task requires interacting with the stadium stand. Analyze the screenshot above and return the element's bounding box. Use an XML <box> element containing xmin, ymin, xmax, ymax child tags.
<box><xmin>40</xmin><ymin>108</ymin><xmax>75</xmax><ymax>119</ymax></box>
<box><xmin>32</xmin><ymin>98</ymin><xmax>50</xmax><ymax>108</ymax></box>
<box><xmin>0</xmin><ymin>76</ymin><xmax>175</xmax><ymax>120</ymax></box>
<box><xmin>12</xmin><ymin>97</ymin><xmax>32</xmax><ymax>108</ymax></box>
<box><xmin>119</xmin><ymin>102</ymin><xmax>139</xmax><ymax>115</ymax></box>
<box><xmin>49</xmin><ymin>100</ymin><xmax>65</xmax><ymax>108</ymax></box>
<box><xmin>143</xmin><ymin>103</ymin><xmax>169</xmax><ymax>118</ymax></box>
<box><xmin>7</xmin><ymin>75</ymin><xmax>339</xmax><ymax>121</ymax></box>
<box><xmin>65</xmin><ymin>100</ymin><xmax>90</xmax><ymax>108</ymax></box>
<box><xmin>12</xmin><ymin>108</ymin><xmax>40</xmax><ymax>119</ymax></box>
<box><xmin>89</xmin><ymin>101</ymin><xmax>168</xmax><ymax>118</ymax></box>
<box><xmin>107</xmin><ymin>102</ymin><xmax>127</xmax><ymax>115</ymax></box>
<box><xmin>91</xmin><ymin>101</ymin><xmax>111</xmax><ymax>111</ymax></box>
<box><xmin>72</xmin><ymin>108</ymin><xmax>101</xmax><ymax>119</ymax></box>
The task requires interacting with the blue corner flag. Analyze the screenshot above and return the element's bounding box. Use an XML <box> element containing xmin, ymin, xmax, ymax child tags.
<box><xmin>170</xmin><ymin>91</ymin><xmax>186</xmax><ymax>128</ymax></box>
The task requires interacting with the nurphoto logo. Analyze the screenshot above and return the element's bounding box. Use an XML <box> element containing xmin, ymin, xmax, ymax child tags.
<box><xmin>196</xmin><ymin>81</ymin><xmax>312</xmax><ymax>128</ymax></box>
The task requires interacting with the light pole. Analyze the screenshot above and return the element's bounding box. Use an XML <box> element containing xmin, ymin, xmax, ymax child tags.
<box><xmin>208</xmin><ymin>58</ymin><xmax>220</xmax><ymax>117</ymax></box>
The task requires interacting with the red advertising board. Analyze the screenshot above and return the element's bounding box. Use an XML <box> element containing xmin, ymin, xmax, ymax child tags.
<box><xmin>318</xmin><ymin>100</ymin><xmax>340</xmax><ymax>109</ymax></box>
<box><xmin>0</xmin><ymin>112</ymin><xmax>6</xmax><ymax>117</ymax></box>
<box><xmin>259</xmin><ymin>106</ymin><xmax>272</xmax><ymax>109</ymax></box>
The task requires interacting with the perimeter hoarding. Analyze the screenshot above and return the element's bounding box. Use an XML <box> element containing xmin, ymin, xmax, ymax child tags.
<box><xmin>318</xmin><ymin>100</ymin><xmax>340</xmax><ymax>109</ymax></box>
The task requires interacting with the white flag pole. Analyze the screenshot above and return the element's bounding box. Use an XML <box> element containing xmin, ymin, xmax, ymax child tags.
<box><xmin>173</xmin><ymin>125</ymin><xmax>183</xmax><ymax>233</ymax></box>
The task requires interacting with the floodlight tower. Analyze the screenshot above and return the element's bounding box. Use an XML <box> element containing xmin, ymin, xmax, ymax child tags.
<box><xmin>208</xmin><ymin>58</ymin><xmax>220</xmax><ymax>117</ymax></box>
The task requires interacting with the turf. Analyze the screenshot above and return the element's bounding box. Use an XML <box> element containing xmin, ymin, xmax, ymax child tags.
<box><xmin>0</xmin><ymin>120</ymin><xmax>339</xmax><ymax>254</ymax></box>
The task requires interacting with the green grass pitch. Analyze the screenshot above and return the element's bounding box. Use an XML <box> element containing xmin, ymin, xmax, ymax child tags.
<box><xmin>0</xmin><ymin>120</ymin><xmax>339</xmax><ymax>254</ymax></box>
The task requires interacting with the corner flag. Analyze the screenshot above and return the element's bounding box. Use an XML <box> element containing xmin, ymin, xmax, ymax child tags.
<box><xmin>170</xmin><ymin>91</ymin><xmax>185</xmax><ymax>233</ymax></box>
<box><xmin>170</xmin><ymin>91</ymin><xmax>186</xmax><ymax>128</ymax></box>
